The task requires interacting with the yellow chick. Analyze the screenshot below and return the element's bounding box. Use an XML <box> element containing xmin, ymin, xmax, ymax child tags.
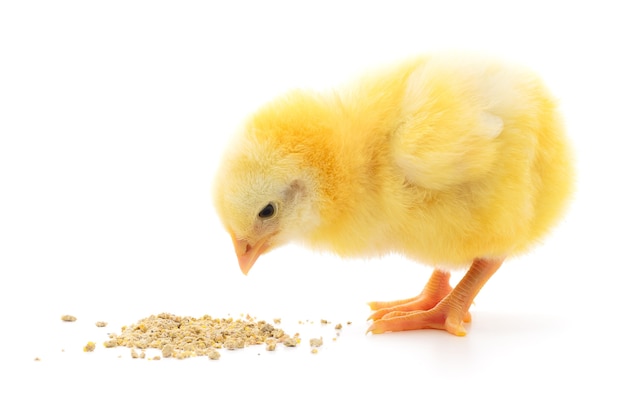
<box><xmin>213</xmin><ymin>53</ymin><xmax>574</xmax><ymax>336</ymax></box>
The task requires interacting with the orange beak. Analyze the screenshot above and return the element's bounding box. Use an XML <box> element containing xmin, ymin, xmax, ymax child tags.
<box><xmin>230</xmin><ymin>234</ymin><xmax>270</xmax><ymax>275</ymax></box>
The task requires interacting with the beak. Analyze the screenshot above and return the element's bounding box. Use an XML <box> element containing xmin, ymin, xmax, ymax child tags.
<box><xmin>230</xmin><ymin>234</ymin><xmax>270</xmax><ymax>275</ymax></box>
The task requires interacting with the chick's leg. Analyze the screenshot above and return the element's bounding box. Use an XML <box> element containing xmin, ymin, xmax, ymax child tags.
<box><xmin>367</xmin><ymin>257</ymin><xmax>504</xmax><ymax>336</ymax></box>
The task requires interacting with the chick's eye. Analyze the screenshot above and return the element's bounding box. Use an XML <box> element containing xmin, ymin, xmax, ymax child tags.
<box><xmin>258</xmin><ymin>203</ymin><xmax>275</xmax><ymax>219</ymax></box>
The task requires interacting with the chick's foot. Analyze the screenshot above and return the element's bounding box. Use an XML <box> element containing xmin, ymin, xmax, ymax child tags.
<box><xmin>367</xmin><ymin>270</ymin><xmax>456</xmax><ymax>321</ymax></box>
<box><xmin>367</xmin><ymin>258</ymin><xmax>504</xmax><ymax>336</ymax></box>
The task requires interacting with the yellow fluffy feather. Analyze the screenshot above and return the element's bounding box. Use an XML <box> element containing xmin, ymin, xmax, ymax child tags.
<box><xmin>213</xmin><ymin>53</ymin><xmax>574</xmax><ymax>335</ymax></box>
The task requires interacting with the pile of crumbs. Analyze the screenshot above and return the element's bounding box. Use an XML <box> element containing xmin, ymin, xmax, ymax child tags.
<box><xmin>102</xmin><ymin>312</ymin><xmax>299</xmax><ymax>360</ymax></box>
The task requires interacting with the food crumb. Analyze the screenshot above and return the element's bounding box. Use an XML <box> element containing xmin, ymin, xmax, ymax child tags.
<box><xmin>309</xmin><ymin>337</ymin><xmax>323</xmax><ymax>348</ymax></box>
<box><xmin>320</xmin><ymin>319</ymin><xmax>330</xmax><ymax>325</ymax></box>
<box><xmin>34</xmin><ymin>357</ymin><xmax>41</xmax><ymax>361</ymax></box>
<box><xmin>103</xmin><ymin>340</ymin><xmax>117</xmax><ymax>348</ymax></box>
<box><xmin>273</xmin><ymin>318</ymin><xmax>281</xmax><ymax>324</ymax></box>
<box><xmin>130</xmin><ymin>349</ymin><xmax>139</xmax><ymax>359</ymax></box>
<box><xmin>311</xmin><ymin>348</ymin><xmax>318</xmax><ymax>354</ymax></box>
<box><xmin>61</xmin><ymin>315</ymin><xmax>77</xmax><ymax>322</ymax></box>
<box><xmin>347</xmin><ymin>321</ymin><xmax>352</xmax><ymax>325</ymax></box>
<box><xmin>265</xmin><ymin>340</ymin><xmax>277</xmax><ymax>351</ymax></box>
<box><xmin>162</xmin><ymin>344</ymin><xmax>173</xmax><ymax>358</ymax></box>
<box><xmin>95</xmin><ymin>321</ymin><xmax>108</xmax><ymax>328</ymax></box>
<box><xmin>224</xmin><ymin>339</ymin><xmax>237</xmax><ymax>350</ymax></box>
<box><xmin>152</xmin><ymin>356</ymin><xmax>161</xmax><ymax>361</ymax></box>
<box><xmin>335</xmin><ymin>323</ymin><xmax>342</xmax><ymax>330</ymax></box>
<box><xmin>83</xmin><ymin>342</ymin><xmax>96</xmax><ymax>352</ymax></box>
<box><xmin>283</xmin><ymin>337</ymin><xmax>298</xmax><ymax>347</ymax></box>
<box><xmin>208</xmin><ymin>349</ymin><xmax>221</xmax><ymax>360</ymax></box>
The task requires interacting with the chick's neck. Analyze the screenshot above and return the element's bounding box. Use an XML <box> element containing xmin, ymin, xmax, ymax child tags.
<box><xmin>298</xmin><ymin>121</ymin><xmax>397</xmax><ymax>254</ymax></box>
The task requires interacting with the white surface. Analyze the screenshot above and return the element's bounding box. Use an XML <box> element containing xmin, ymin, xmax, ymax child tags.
<box><xmin>1</xmin><ymin>1</ymin><xmax>624</xmax><ymax>407</ymax></box>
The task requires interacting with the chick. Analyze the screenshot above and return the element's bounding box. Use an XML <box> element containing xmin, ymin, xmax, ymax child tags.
<box><xmin>213</xmin><ymin>53</ymin><xmax>574</xmax><ymax>336</ymax></box>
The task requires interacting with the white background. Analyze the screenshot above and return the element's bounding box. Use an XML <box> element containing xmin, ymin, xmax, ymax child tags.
<box><xmin>1</xmin><ymin>1</ymin><xmax>624</xmax><ymax>406</ymax></box>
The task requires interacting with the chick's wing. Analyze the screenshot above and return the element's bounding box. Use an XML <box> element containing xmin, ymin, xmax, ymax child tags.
<box><xmin>391</xmin><ymin>61</ymin><xmax>505</xmax><ymax>190</ymax></box>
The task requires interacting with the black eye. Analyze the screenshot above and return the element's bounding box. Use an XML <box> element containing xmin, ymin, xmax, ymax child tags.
<box><xmin>258</xmin><ymin>203</ymin><xmax>275</xmax><ymax>219</ymax></box>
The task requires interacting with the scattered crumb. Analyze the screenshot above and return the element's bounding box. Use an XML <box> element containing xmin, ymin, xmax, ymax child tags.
<box><xmin>332</xmin><ymin>337</ymin><xmax>337</xmax><ymax>341</ymax></box>
<box><xmin>311</xmin><ymin>348</ymin><xmax>318</xmax><ymax>354</ymax></box>
<box><xmin>34</xmin><ymin>357</ymin><xmax>41</xmax><ymax>361</ymax></box>
<box><xmin>95</xmin><ymin>321</ymin><xmax>107</xmax><ymax>328</ymax></box>
<box><xmin>130</xmin><ymin>349</ymin><xmax>139</xmax><ymax>359</ymax></box>
<box><xmin>83</xmin><ymin>341</ymin><xmax>96</xmax><ymax>352</ymax></box>
<box><xmin>265</xmin><ymin>340</ymin><xmax>277</xmax><ymax>351</ymax></box>
<box><xmin>320</xmin><ymin>319</ymin><xmax>330</xmax><ymax>325</ymax></box>
<box><xmin>61</xmin><ymin>315</ymin><xmax>77</xmax><ymax>322</ymax></box>
<box><xmin>309</xmin><ymin>337</ymin><xmax>323</xmax><ymax>348</ymax></box>
<box><xmin>283</xmin><ymin>337</ymin><xmax>298</xmax><ymax>347</ymax></box>
<box><xmin>273</xmin><ymin>318</ymin><xmax>281</xmax><ymax>324</ymax></box>
<box><xmin>103</xmin><ymin>340</ymin><xmax>117</xmax><ymax>348</ymax></box>
<box><xmin>335</xmin><ymin>323</ymin><xmax>342</xmax><ymax>330</ymax></box>
<box><xmin>347</xmin><ymin>321</ymin><xmax>352</xmax><ymax>325</ymax></box>
<box><xmin>152</xmin><ymin>356</ymin><xmax>161</xmax><ymax>361</ymax></box>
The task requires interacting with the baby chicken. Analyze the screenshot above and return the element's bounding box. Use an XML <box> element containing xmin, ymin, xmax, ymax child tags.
<box><xmin>213</xmin><ymin>53</ymin><xmax>574</xmax><ymax>336</ymax></box>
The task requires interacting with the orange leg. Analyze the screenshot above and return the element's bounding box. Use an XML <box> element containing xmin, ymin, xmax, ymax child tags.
<box><xmin>367</xmin><ymin>257</ymin><xmax>504</xmax><ymax>336</ymax></box>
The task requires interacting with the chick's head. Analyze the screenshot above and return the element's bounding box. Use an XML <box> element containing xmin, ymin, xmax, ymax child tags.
<box><xmin>213</xmin><ymin>127</ymin><xmax>321</xmax><ymax>275</ymax></box>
